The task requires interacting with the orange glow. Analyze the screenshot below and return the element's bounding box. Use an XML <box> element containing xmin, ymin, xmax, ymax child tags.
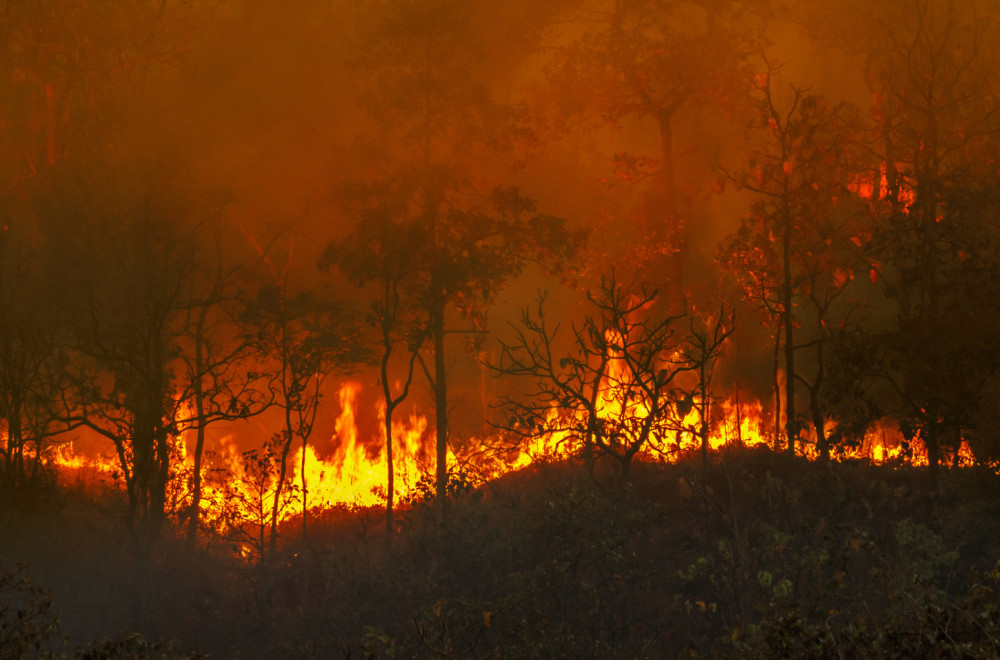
<box><xmin>847</xmin><ymin>163</ymin><xmax>916</xmax><ymax>206</ymax></box>
<box><xmin>47</xmin><ymin>378</ymin><xmax>990</xmax><ymax>548</ymax></box>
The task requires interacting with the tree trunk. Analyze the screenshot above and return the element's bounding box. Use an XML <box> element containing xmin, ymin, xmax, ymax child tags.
<box><xmin>656</xmin><ymin>107</ymin><xmax>678</xmax><ymax>236</ymax></box>
<box><xmin>811</xmin><ymin>388</ymin><xmax>829</xmax><ymax>461</ymax></box>
<box><xmin>384</xmin><ymin>408</ymin><xmax>395</xmax><ymax>536</ymax></box>
<box><xmin>926</xmin><ymin>426</ymin><xmax>940</xmax><ymax>495</ymax></box>
<box><xmin>772</xmin><ymin>319</ymin><xmax>782</xmax><ymax>450</ymax></box>
<box><xmin>782</xmin><ymin>202</ymin><xmax>796</xmax><ymax>456</ymax></box>
<box><xmin>301</xmin><ymin>433</ymin><xmax>308</xmax><ymax>538</ymax></box>
<box><xmin>270</xmin><ymin>424</ymin><xmax>292</xmax><ymax>555</ymax></box>
<box><xmin>149</xmin><ymin>424</ymin><xmax>170</xmax><ymax>547</ymax></box>
<box><xmin>433</xmin><ymin>306</ymin><xmax>448</xmax><ymax>505</ymax></box>
<box><xmin>188</xmin><ymin>415</ymin><xmax>206</xmax><ymax>543</ymax></box>
<box><xmin>188</xmin><ymin>309</ymin><xmax>209</xmax><ymax>543</ymax></box>
<box><xmin>700</xmin><ymin>401</ymin><xmax>710</xmax><ymax>478</ymax></box>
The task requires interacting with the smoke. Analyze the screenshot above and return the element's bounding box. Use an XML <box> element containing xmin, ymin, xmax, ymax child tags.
<box><xmin>8</xmin><ymin>0</ymin><xmax>994</xmax><ymax>457</ymax></box>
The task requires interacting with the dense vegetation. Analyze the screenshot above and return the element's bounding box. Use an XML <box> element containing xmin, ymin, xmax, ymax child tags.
<box><xmin>4</xmin><ymin>1</ymin><xmax>1000</xmax><ymax>656</ymax></box>
<box><xmin>3</xmin><ymin>451</ymin><xmax>1000</xmax><ymax>658</ymax></box>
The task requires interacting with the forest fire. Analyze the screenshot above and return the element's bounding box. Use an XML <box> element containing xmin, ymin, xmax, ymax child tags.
<box><xmin>5</xmin><ymin>0</ymin><xmax>1000</xmax><ymax>656</ymax></box>
<box><xmin>45</xmin><ymin>379</ymin><xmax>979</xmax><ymax>547</ymax></box>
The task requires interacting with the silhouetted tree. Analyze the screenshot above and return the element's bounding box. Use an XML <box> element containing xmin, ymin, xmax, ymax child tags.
<box><xmin>496</xmin><ymin>274</ymin><xmax>691</xmax><ymax>481</ymax></box>
<box><xmin>38</xmin><ymin>159</ymin><xmax>203</xmax><ymax>554</ymax></box>
<box><xmin>349</xmin><ymin>0</ymin><xmax>582</xmax><ymax>505</ymax></box>
<box><xmin>861</xmin><ymin>1</ymin><xmax>1000</xmax><ymax>487</ymax></box>
<box><xmin>0</xmin><ymin>207</ymin><xmax>68</xmax><ymax>500</ymax></box>
<box><xmin>720</xmin><ymin>65</ymin><xmax>870</xmax><ymax>457</ymax></box>
<box><xmin>177</xmin><ymin>229</ymin><xmax>271</xmax><ymax>544</ymax></box>
<box><xmin>545</xmin><ymin>0</ymin><xmax>766</xmax><ymax>245</ymax></box>
<box><xmin>321</xmin><ymin>201</ymin><xmax>428</xmax><ymax>537</ymax></box>
<box><xmin>677</xmin><ymin>306</ymin><xmax>734</xmax><ymax>475</ymax></box>
<box><xmin>241</xmin><ymin>230</ymin><xmax>366</xmax><ymax>553</ymax></box>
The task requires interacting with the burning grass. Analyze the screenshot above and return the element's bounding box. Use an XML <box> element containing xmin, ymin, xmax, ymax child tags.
<box><xmin>42</xmin><ymin>380</ymin><xmax>984</xmax><ymax>557</ymax></box>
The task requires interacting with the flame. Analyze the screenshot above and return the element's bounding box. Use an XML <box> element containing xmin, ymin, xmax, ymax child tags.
<box><xmin>290</xmin><ymin>382</ymin><xmax>428</xmax><ymax>510</ymax></box>
<box><xmin>46</xmin><ymin>375</ymin><xmax>991</xmax><ymax>553</ymax></box>
<box><xmin>847</xmin><ymin>163</ymin><xmax>916</xmax><ymax>206</ymax></box>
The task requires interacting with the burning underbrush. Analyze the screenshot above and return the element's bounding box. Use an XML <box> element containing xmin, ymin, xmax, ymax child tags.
<box><xmin>39</xmin><ymin>377</ymin><xmax>986</xmax><ymax>565</ymax></box>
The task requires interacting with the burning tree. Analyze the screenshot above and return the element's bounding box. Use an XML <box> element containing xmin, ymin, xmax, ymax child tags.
<box><xmin>496</xmin><ymin>274</ymin><xmax>727</xmax><ymax>481</ymax></box>
<box><xmin>241</xmin><ymin>230</ymin><xmax>368</xmax><ymax>553</ymax></box>
<box><xmin>346</xmin><ymin>0</ymin><xmax>583</xmax><ymax>506</ymax></box>
<box><xmin>719</xmin><ymin>65</ymin><xmax>871</xmax><ymax>457</ymax></box>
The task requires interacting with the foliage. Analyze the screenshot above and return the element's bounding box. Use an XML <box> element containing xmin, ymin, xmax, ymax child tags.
<box><xmin>719</xmin><ymin>66</ymin><xmax>873</xmax><ymax>456</ymax></box>
<box><xmin>0</xmin><ymin>566</ymin><xmax>58</xmax><ymax>660</ymax></box>
<box><xmin>4</xmin><ymin>451</ymin><xmax>1000</xmax><ymax>658</ymax></box>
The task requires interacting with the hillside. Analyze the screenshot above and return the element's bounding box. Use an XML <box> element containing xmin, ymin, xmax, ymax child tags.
<box><xmin>3</xmin><ymin>451</ymin><xmax>1000</xmax><ymax>658</ymax></box>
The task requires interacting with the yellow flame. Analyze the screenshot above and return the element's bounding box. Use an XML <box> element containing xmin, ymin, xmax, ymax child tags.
<box><xmin>47</xmin><ymin>377</ymin><xmax>990</xmax><ymax>545</ymax></box>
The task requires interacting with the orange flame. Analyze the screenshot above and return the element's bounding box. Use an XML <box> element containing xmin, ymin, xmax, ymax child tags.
<box><xmin>46</xmin><ymin>378</ymin><xmax>989</xmax><ymax>549</ymax></box>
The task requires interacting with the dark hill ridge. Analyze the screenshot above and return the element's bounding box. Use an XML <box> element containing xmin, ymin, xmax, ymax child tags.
<box><xmin>2</xmin><ymin>449</ymin><xmax>1000</xmax><ymax>658</ymax></box>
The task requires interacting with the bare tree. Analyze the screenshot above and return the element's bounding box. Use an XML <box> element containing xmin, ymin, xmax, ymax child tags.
<box><xmin>177</xmin><ymin>231</ymin><xmax>271</xmax><ymax>544</ymax></box>
<box><xmin>676</xmin><ymin>307</ymin><xmax>735</xmax><ymax>476</ymax></box>
<box><xmin>496</xmin><ymin>274</ymin><xmax>692</xmax><ymax>481</ymax></box>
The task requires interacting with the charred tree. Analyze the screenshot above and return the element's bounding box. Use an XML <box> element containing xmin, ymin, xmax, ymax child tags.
<box><xmin>677</xmin><ymin>307</ymin><xmax>734</xmax><ymax>476</ymax></box>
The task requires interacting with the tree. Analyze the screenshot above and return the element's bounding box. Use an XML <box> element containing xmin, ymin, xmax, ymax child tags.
<box><xmin>241</xmin><ymin>230</ymin><xmax>366</xmax><ymax>554</ymax></box>
<box><xmin>321</xmin><ymin>196</ymin><xmax>427</xmax><ymax>537</ymax></box>
<box><xmin>37</xmin><ymin>159</ymin><xmax>204</xmax><ymax>554</ymax></box>
<box><xmin>677</xmin><ymin>306</ymin><xmax>734</xmax><ymax>474</ymax></box>
<box><xmin>719</xmin><ymin>65</ymin><xmax>871</xmax><ymax>457</ymax></box>
<box><xmin>211</xmin><ymin>443</ymin><xmax>298</xmax><ymax>563</ymax></box>
<box><xmin>346</xmin><ymin>0</ymin><xmax>582</xmax><ymax>505</ymax></box>
<box><xmin>859</xmin><ymin>1</ymin><xmax>1000</xmax><ymax>486</ymax></box>
<box><xmin>544</xmin><ymin>0</ymin><xmax>765</xmax><ymax>243</ymax></box>
<box><xmin>0</xmin><ymin>204</ymin><xmax>68</xmax><ymax>500</ymax></box>
<box><xmin>177</xmin><ymin>229</ymin><xmax>271</xmax><ymax>544</ymax></box>
<box><xmin>864</xmin><ymin>180</ymin><xmax>1000</xmax><ymax>486</ymax></box>
<box><xmin>496</xmin><ymin>274</ymin><xmax>693</xmax><ymax>481</ymax></box>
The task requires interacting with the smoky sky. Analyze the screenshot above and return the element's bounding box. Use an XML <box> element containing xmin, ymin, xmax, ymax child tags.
<box><xmin>7</xmin><ymin>0</ymin><xmax>994</xmax><ymax>454</ymax></box>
